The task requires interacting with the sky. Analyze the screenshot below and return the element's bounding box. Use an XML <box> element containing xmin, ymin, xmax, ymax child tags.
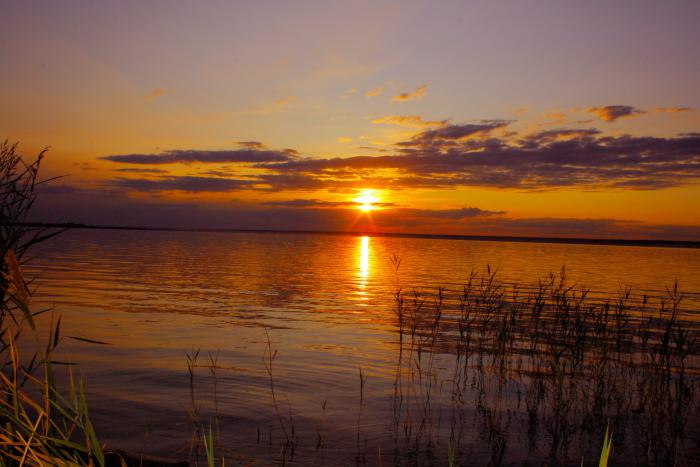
<box><xmin>2</xmin><ymin>0</ymin><xmax>700</xmax><ymax>240</ymax></box>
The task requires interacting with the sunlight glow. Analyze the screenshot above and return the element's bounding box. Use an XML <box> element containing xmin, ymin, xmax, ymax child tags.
<box><xmin>355</xmin><ymin>189</ymin><xmax>379</xmax><ymax>212</ymax></box>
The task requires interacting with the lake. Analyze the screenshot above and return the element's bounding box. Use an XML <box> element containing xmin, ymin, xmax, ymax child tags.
<box><xmin>25</xmin><ymin>229</ymin><xmax>700</xmax><ymax>465</ymax></box>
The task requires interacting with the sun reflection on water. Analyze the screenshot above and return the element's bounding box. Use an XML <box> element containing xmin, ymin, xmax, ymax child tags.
<box><xmin>359</xmin><ymin>236</ymin><xmax>370</xmax><ymax>278</ymax></box>
<box><xmin>355</xmin><ymin>236</ymin><xmax>370</xmax><ymax>303</ymax></box>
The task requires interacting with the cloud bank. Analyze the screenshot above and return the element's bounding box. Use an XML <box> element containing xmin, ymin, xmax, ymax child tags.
<box><xmin>99</xmin><ymin>120</ymin><xmax>700</xmax><ymax>193</ymax></box>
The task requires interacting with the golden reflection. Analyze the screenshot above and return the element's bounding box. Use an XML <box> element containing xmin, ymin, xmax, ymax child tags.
<box><xmin>354</xmin><ymin>235</ymin><xmax>371</xmax><ymax>304</ymax></box>
<box><xmin>359</xmin><ymin>236</ymin><xmax>370</xmax><ymax>278</ymax></box>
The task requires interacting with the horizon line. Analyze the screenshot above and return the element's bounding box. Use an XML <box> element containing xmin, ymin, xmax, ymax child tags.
<box><xmin>23</xmin><ymin>222</ymin><xmax>700</xmax><ymax>250</ymax></box>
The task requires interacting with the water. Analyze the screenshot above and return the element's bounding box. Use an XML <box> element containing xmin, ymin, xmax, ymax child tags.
<box><xmin>25</xmin><ymin>229</ymin><xmax>700</xmax><ymax>464</ymax></box>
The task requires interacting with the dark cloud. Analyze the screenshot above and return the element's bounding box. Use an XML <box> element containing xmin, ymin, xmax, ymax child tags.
<box><xmin>35</xmin><ymin>184</ymin><xmax>75</xmax><ymax>194</ymax></box>
<box><xmin>260</xmin><ymin>124</ymin><xmax>700</xmax><ymax>191</ymax></box>
<box><xmin>237</xmin><ymin>141</ymin><xmax>267</xmax><ymax>149</ymax></box>
<box><xmin>400</xmin><ymin>120</ymin><xmax>510</xmax><ymax>145</ymax></box>
<box><xmin>587</xmin><ymin>105</ymin><xmax>645</xmax><ymax>122</ymax></box>
<box><xmin>523</xmin><ymin>128</ymin><xmax>601</xmax><ymax>145</ymax></box>
<box><xmin>99</xmin><ymin>121</ymin><xmax>700</xmax><ymax>194</ymax></box>
<box><xmin>111</xmin><ymin>176</ymin><xmax>256</xmax><ymax>192</ymax></box>
<box><xmin>414</xmin><ymin>207</ymin><xmax>505</xmax><ymax>219</ymax></box>
<box><xmin>113</xmin><ymin>167</ymin><xmax>169</xmax><ymax>174</ymax></box>
<box><xmin>262</xmin><ymin>198</ymin><xmax>398</xmax><ymax>208</ymax></box>
<box><xmin>263</xmin><ymin>199</ymin><xmax>355</xmax><ymax>208</ymax></box>
<box><xmin>101</xmin><ymin>149</ymin><xmax>297</xmax><ymax>164</ymax></box>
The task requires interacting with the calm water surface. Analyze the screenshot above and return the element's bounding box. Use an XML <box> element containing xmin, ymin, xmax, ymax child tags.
<box><xmin>26</xmin><ymin>229</ymin><xmax>700</xmax><ymax>464</ymax></box>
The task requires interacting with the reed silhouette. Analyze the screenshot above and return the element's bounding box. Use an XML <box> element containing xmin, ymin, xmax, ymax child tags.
<box><xmin>182</xmin><ymin>261</ymin><xmax>697</xmax><ymax>466</ymax></box>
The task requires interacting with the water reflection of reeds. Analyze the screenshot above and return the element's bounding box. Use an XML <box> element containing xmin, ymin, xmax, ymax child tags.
<box><xmin>388</xmin><ymin>265</ymin><xmax>698</xmax><ymax>466</ymax></box>
<box><xmin>185</xmin><ymin>265</ymin><xmax>698</xmax><ymax>466</ymax></box>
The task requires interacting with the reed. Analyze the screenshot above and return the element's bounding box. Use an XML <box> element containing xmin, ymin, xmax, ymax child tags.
<box><xmin>1</xmin><ymin>141</ymin><xmax>106</xmax><ymax>465</ymax></box>
<box><xmin>369</xmin><ymin>256</ymin><xmax>698</xmax><ymax>464</ymax></box>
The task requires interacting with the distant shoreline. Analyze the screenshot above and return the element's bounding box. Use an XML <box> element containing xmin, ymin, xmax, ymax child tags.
<box><xmin>23</xmin><ymin>222</ymin><xmax>700</xmax><ymax>250</ymax></box>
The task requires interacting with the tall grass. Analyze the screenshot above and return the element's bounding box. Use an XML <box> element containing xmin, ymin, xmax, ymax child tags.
<box><xmin>0</xmin><ymin>141</ymin><xmax>105</xmax><ymax>465</ymax></box>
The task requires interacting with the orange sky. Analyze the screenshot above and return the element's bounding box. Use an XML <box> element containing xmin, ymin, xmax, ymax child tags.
<box><xmin>2</xmin><ymin>1</ymin><xmax>700</xmax><ymax>240</ymax></box>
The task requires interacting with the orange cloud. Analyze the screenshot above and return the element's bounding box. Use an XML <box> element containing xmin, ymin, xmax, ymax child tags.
<box><xmin>337</xmin><ymin>137</ymin><xmax>353</xmax><ymax>143</ymax></box>
<box><xmin>365</xmin><ymin>86</ymin><xmax>383</xmax><ymax>97</ymax></box>
<box><xmin>391</xmin><ymin>84</ymin><xmax>427</xmax><ymax>102</ymax></box>
<box><xmin>654</xmin><ymin>107</ymin><xmax>695</xmax><ymax>113</ymax></box>
<box><xmin>372</xmin><ymin>115</ymin><xmax>447</xmax><ymax>128</ymax></box>
<box><xmin>146</xmin><ymin>88</ymin><xmax>165</xmax><ymax>100</ymax></box>
<box><xmin>587</xmin><ymin>105</ymin><xmax>645</xmax><ymax>122</ymax></box>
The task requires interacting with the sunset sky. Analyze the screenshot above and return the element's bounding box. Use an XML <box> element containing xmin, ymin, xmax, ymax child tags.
<box><xmin>2</xmin><ymin>1</ymin><xmax>700</xmax><ymax>239</ymax></box>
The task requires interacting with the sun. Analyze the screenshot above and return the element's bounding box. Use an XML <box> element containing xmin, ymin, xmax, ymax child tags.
<box><xmin>354</xmin><ymin>189</ymin><xmax>379</xmax><ymax>212</ymax></box>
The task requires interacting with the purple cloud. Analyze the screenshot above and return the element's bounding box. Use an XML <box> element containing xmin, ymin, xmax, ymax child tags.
<box><xmin>98</xmin><ymin>120</ymin><xmax>700</xmax><ymax>194</ymax></box>
<box><xmin>111</xmin><ymin>176</ymin><xmax>257</xmax><ymax>192</ymax></box>
<box><xmin>587</xmin><ymin>105</ymin><xmax>645</xmax><ymax>122</ymax></box>
<box><xmin>101</xmin><ymin>148</ymin><xmax>297</xmax><ymax>165</ymax></box>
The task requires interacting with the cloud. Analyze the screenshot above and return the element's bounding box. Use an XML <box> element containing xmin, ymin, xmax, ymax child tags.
<box><xmin>146</xmin><ymin>88</ymin><xmax>165</xmax><ymax>100</ymax></box>
<box><xmin>237</xmin><ymin>141</ymin><xmax>267</xmax><ymax>150</ymax></box>
<box><xmin>522</xmin><ymin>128</ymin><xmax>601</xmax><ymax>144</ymax></box>
<box><xmin>337</xmin><ymin>137</ymin><xmax>353</xmax><ymax>143</ymax></box>
<box><xmin>396</xmin><ymin>207</ymin><xmax>505</xmax><ymax>219</ymax></box>
<box><xmin>111</xmin><ymin>176</ymin><xmax>256</xmax><ymax>192</ymax></box>
<box><xmin>365</xmin><ymin>86</ymin><xmax>383</xmax><ymax>97</ymax></box>
<box><xmin>372</xmin><ymin>115</ymin><xmax>447</xmax><ymax>128</ymax></box>
<box><xmin>391</xmin><ymin>84</ymin><xmax>427</xmax><ymax>102</ymax></box>
<box><xmin>35</xmin><ymin>184</ymin><xmax>75</xmax><ymax>194</ymax></box>
<box><xmin>261</xmin><ymin>122</ymin><xmax>700</xmax><ymax>191</ymax></box>
<box><xmin>263</xmin><ymin>199</ymin><xmax>355</xmax><ymax>208</ymax></box>
<box><xmin>113</xmin><ymin>168</ymin><xmax>169</xmax><ymax>174</ymax></box>
<box><xmin>101</xmin><ymin>148</ymin><xmax>297</xmax><ymax>165</ymax></box>
<box><xmin>99</xmin><ymin>120</ymin><xmax>700</xmax><ymax>194</ymax></box>
<box><xmin>654</xmin><ymin>107</ymin><xmax>695</xmax><ymax>113</ymax></box>
<box><xmin>587</xmin><ymin>105</ymin><xmax>645</xmax><ymax>122</ymax></box>
<box><xmin>401</xmin><ymin>120</ymin><xmax>510</xmax><ymax>145</ymax></box>
<box><xmin>262</xmin><ymin>198</ymin><xmax>399</xmax><ymax>208</ymax></box>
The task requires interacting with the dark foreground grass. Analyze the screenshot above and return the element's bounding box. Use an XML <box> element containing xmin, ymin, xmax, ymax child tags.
<box><xmin>1</xmin><ymin>141</ymin><xmax>106</xmax><ymax>465</ymax></box>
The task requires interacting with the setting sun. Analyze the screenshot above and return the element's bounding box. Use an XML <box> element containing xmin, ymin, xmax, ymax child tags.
<box><xmin>355</xmin><ymin>189</ymin><xmax>379</xmax><ymax>212</ymax></box>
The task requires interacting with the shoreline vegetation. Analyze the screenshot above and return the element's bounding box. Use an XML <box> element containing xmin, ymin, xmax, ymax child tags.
<box><xmin>2</xmin><ymin>143</ymin><xmax>699</xmax><ymax>465</ymax></box>
<box><xmin>21</xmin><ymin>222</ymin><xmax>700</xmax><ymax>250</ymax></box>
<box><xmin>1</xmin><ymin>142</ymin><xmax>105</xmax><ymax>465</ymax></box>
<box><xmin>179</xmin><ymin>265</ymin><xmax>698</xmax><ymax>466</ymax></box>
